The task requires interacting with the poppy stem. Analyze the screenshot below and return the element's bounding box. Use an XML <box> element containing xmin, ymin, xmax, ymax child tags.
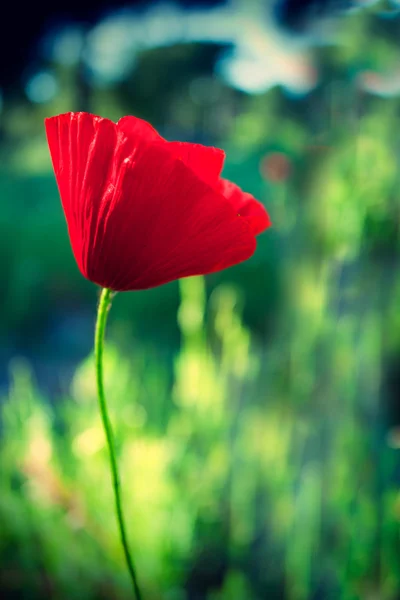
<box><xmin>94</xmin><ymin>287</ymin><xmax>143</xmax><ymax>600</ymax></box>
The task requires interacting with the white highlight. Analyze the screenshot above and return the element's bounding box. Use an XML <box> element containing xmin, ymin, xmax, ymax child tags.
<box><xmin>81</xmin><ymin>1</ymin><xmax>318</xmax><ymax>94</ymax></box>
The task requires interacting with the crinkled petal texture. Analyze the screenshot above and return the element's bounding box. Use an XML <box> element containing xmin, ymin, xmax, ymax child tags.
<box><xmin>45</xmin><ymin>112</ymin><xmax>271</xmax><ymax>291</ymax></box>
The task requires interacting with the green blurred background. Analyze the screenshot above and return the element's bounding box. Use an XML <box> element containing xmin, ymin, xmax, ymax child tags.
<box><xmin>2</xmin><ymin>0</ymin><xmax>400</xmax><ymax>598</ymax></box>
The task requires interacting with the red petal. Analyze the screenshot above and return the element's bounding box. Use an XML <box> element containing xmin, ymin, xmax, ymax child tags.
<box><xmin>166</xmin><ymin>142</ymin><xmax>225</xmax><ymax>186</ymax></box>
<box><xmin>119</xmin><ymin>116</ymin><xmax>225</xmax><ymax>185</ymax></box>
<box><xmin>117</xmin><ymin>115</ymin><xmax>164</xmax><ymax>144</ymax></box>
<box><xmin>218</xmin><ymin>179</ymin><xmax>271</xmax><ymax>235</ymax></box>
<box><xmin>46</xmin><ymin>112</ymin><xmax>260</xmax><ymax>291</ymax></box>
<box><xmin>45</xmin><ymin>112</ymin><xmax>117</xmax><ymax>277</ymax></box>
<box><xmin>85</xmin><ymin>144</ymin><xmax>255</xmax><ymax>291</ymax></box>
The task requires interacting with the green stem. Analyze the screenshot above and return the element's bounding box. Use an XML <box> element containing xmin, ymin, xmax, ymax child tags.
<box><xmin>94</xmin><ymin>287</ymin><xmax>143</xmax><ymax>600</ymax></box>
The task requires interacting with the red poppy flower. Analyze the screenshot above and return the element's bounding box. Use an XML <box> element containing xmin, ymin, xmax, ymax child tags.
<box><xmin>45</xmin><ymin>112</ymin><xmax>271</xmax><ymax>291</ymax></box>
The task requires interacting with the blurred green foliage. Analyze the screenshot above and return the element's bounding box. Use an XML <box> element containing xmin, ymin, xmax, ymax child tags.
<box><xmin>2</xmin><ymin>277</ymin><xmax>400</xmax><ymax>599</ymax></box>
<box><xmin>2</xmin><ymin>3</ymin><xmax>400</xmax><ymax>599</ymax></box>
